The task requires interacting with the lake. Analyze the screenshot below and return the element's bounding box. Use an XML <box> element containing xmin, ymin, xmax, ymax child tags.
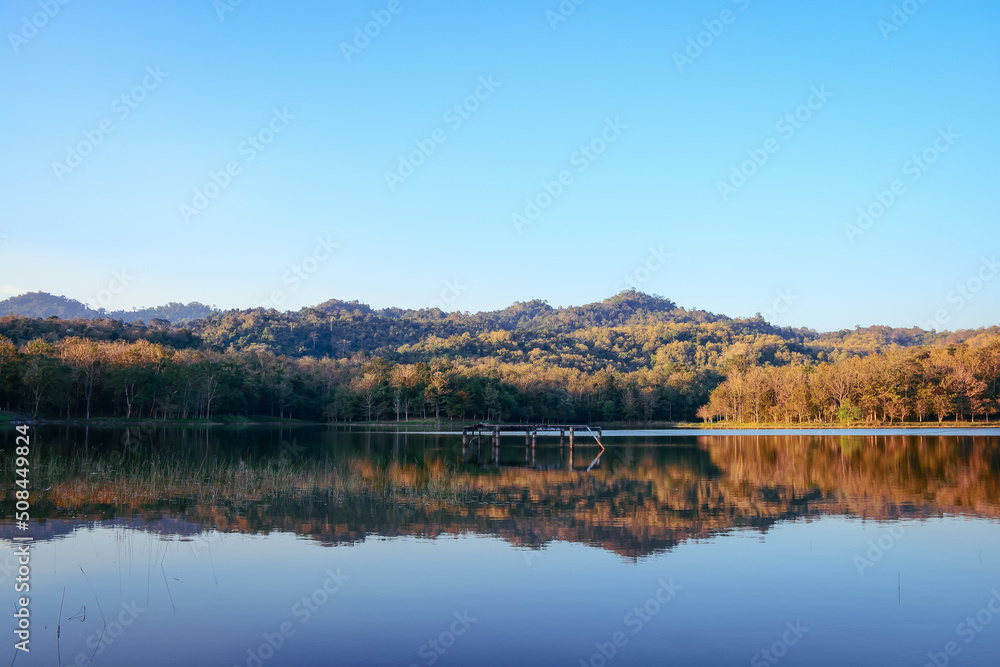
<box><xmin>2</xmin><ymin>425</ymin><xmax>999</xmax><ymax>666</ymax></box>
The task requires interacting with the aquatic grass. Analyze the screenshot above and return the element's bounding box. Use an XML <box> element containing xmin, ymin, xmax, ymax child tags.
<box><xmin>3</xmin><ymin>447</ymin><xmax>491</xmax><ymax>512</ymax></box>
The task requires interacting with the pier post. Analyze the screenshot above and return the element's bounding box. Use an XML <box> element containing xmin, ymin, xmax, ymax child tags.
<box><xmin>568</xmin><ymin>427</ymin><xmax>574</xmax><ymax>469</ymax></box>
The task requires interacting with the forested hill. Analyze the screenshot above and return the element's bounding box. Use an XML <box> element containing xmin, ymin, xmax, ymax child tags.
<box><xmin>0</xmin><ymin>290</ymin><xmax>961</xmax><ymax>369</ymax></box>
<box><xmin>0</xmin><ymin>292</ymin><xmax>100</xmax><ymax>320</ymax></box>
<box><xmin>313</xmin><ymin>292</ymin><xmax>721</xmax><ymax>333</ymax></box>
<box><xmin>0</xmin><ymin>292</ymin><xmax>215</xmax><ymax>324</ymax></box>
<box><xmin>0</xmin><ymin>290</ymin><xmax>997</xmax><ymax>424</ymax></box>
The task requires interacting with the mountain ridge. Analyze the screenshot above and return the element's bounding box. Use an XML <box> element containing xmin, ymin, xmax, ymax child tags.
<box><xmin>0</xmin><ymin>289</ymin><xmax>938</xmax><ymax>336</ymax></box>
<box><xmin>0</xmin><ymin>291</ymin><xmax>216</xmax><ymax>324</ymax></box>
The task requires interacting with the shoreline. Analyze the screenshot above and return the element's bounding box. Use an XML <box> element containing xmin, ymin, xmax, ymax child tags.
<box><xmin>2</xmin><ymin>415</ymin><xmax>997</xmax><ymax>430</ymax></box>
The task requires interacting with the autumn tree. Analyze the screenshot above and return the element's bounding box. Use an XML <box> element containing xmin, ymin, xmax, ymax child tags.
<box><xmin>60</xmin><ymin>337</ymin><xmax>106</xmax><ymax>419</ymax></box>
<box><xmin>424</xmin><ymin>371</ymin><xmax>451</xmax><ymax>420</ymax></box>
<box><xmin>390</xmin><ymin>364</ymin><xmax>419</xmax><ymax>421</ymax></box>
<box><xmin>21</xmin><ymin>340</ymin><xmax>65</xmax><ymax>417</ymax></box>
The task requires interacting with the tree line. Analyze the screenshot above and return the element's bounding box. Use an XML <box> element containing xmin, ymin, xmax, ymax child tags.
<box><xmin>1</xmin><ymin>290</ymin><xmax>998</xmax><ymax>423</ymax></box>
<box><xmin>0</xmin><ymin>335</ymin><xmax>712</xmax><ymax>422</ymax></box>
<box><xmin>699</xmin><ymin>336</ymin><xmax>1000</xmax><ymax>424</ymax></box>
<box><xmin>3</xmin><ymin>332</ymin><xmax>1000</xmax><ymax>424</ymax></box>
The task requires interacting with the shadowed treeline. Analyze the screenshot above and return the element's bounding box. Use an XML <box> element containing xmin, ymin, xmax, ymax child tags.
<box><xmin>3</xmin><ymin>427</ymin><xmax>998</xmax><ymax>558</ymax></box>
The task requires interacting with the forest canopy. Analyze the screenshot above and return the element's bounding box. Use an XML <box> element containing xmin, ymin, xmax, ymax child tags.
<box><xmin>0</xmin><ymin>290</ymin><xmax>997</xmax><ymax>424</ymax></box>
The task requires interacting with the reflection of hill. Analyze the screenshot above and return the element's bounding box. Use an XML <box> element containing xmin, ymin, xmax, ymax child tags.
<box><xmin>0</xmin><ymin>516</ymin><xmax>206</xmax><ymax>543</ymax></box>
<box><xmin>4</xmin><ymin>434</ymin><xmax>998</xmax><ymax>559</ymax></box>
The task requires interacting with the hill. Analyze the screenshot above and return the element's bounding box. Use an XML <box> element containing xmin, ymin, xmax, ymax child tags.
<box><xmin>0</xmin><ymin>290</ymin><xmax>997</xmax><ymax>424</ymax></box>
<box><xmin>0</xmin><ymin>292</ymin><xmax>101</xmax><ymax>320</ymax></box>
<box><xmin>0</xmin><ymin>292</ymin><xmax>215</xmax><ymax>324</ymax></box>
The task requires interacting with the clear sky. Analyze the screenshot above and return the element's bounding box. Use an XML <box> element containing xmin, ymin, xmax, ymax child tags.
<box><xmin>1</xmin><ymin>0</ymin><xmax>997</xmax><ymax>331</ymax></box>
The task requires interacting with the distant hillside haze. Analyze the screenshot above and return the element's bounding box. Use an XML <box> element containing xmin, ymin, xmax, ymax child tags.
<box><xmin>0</xmin><ymin>292</ymin><xmax>215</xmax><ymax>324</ymax></box>
<box><xmin>0</xmin><ymin>292</ymin><xmax>100</xmax><ymax>320</ymax></box>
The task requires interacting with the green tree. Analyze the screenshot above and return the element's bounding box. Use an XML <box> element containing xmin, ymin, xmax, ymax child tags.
<box><xmin>835</xmin><ymin>399</ymin><xmax>861</xmax><ymax>424</ymax></box>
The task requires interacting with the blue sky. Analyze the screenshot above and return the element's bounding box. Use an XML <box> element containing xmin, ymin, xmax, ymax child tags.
<box><xmin>0</xmin><ymin>0</ymin><xmax>997</xmax><ymax>331</ymax></box>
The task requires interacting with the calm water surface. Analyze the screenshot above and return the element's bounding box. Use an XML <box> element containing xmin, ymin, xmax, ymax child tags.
<box><xmin>2</xmin><ymin>425</ymin><xmax>999</xmax><ymax>666</ymax></box>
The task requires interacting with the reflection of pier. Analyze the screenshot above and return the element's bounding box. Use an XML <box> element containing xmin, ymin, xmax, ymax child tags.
<box><xmin>461</xmin><ymin>423</ymin><xmax>605</xmax><ymax>470</ymax></box>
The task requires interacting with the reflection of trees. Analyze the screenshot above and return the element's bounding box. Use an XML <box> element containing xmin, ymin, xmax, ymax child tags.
<box><xmin>702</xmin><ymin>434</ymin><xmax>1000</xmax><ymax>517</ymax></box>
<box><xmin>5</xmin><ymin>435</ymin><xmax>998</xmax><ymax>559</ymax></box>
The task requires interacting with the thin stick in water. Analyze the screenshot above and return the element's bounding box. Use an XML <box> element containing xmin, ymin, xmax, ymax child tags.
<box><xmin>146</xmin><ymin>549</ymin><xmax>152</xmax><ymax>606</ymax></box>
<box><xmin>80</xmin><ymin>567</ymin><xmax>107</xmax><ymax>666</ymax></box>
<box><xmin>207</xmin><ymin>538</ymin><xmax>219</xmax><ymax>586</ymax></box>
<box><xmin>161</xmin><ymin>548</ymin><xmax>177</xmax><ymax>613</ymax></box>
<box><xmin>57</xmin><ymin>586</ymin><xmax>66</xmax><ymax>667</ymax></box>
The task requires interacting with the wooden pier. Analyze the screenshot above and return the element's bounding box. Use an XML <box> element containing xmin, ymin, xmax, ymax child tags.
<box><xmin>461</xmin><ymin>423</ymin><xmax>604</xmax><ymax>452</ymax></box>
<box><xmin>461</xmin><ymin>423</ymin><xmax>606</xmax><ymax>471</ymax></box>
